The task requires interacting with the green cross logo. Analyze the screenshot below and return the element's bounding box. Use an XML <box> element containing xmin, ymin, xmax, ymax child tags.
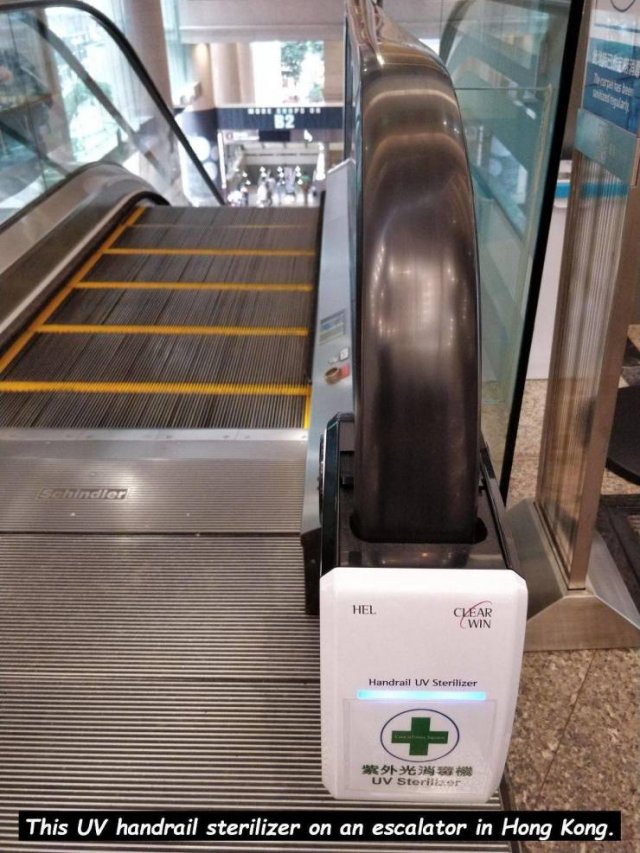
<box><xmin>391</xmin><ymin>716</ymin><xmax>449</xmax><ymax>757</ymax></box>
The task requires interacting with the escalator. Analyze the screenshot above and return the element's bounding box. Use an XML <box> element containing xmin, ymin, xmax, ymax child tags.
<box><xmin>0</xmin><ymin>205</ymin><xmax>320</xmax><ymax>430</ymax></box>
<box><xmin>0</xmin><ymin>198</ymin><xmax>331</xmax><ymax>850</ymax></box>
<box><xmin>0</xmin><ymin>2</ymin><xmax>515</xmax><ymax>851</ymax></box>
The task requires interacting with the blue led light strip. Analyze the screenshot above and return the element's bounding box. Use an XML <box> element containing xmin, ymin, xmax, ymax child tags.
<box><xmin>357</xmin><ymin>689</ymin><xmax>486</xmax><ymax>702</ymax></box>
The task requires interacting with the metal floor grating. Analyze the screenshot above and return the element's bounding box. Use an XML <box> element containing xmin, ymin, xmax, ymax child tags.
<box><xmin>0</xmin><ymin>534</ymin><xmax>508</xmax><ymax>853</ymax></box>
<box><xmin>0</xmin><ymin>535</ymin><xmax>316</xmax><ymax>679</ymax></box>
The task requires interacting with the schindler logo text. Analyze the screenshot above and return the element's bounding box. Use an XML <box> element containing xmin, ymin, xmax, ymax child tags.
<box><xmin>453</xmin><ymin>600</ymin><xmax>493</xmax><ymax>629</ymax></box>
<box><xmin>38</xmin><ymin>488</ymin><xmax>128</xmax><ymax>501</ymax></box>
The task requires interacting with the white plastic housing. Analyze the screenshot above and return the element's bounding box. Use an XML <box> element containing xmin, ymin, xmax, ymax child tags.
<box><xmin>321</xmin><ymin>566</ymin><xmax>527</xmax><ymax>803</ymax></box>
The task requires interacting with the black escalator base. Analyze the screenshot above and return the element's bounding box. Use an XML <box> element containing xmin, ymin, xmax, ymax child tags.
<box><xmin>607</xmin><ymin>385</ymin><xmax>640</xmax><ymax>484</ymax></box>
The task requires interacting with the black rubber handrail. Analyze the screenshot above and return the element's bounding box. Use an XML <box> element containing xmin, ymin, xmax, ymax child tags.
<box><xmin>0</xmin><ymin>0</ymin><xmax>225</xmax><ymax>205</ymax></box>
<box><xmin>345</xmin><ymin>0</ymin><xmax>481</xmax><ymax>543</ymax></box>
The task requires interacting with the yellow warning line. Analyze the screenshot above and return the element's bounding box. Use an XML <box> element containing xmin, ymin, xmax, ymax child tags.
<box><xmin>303</xmin><ymin>389</ymin><xmax>312</xmax><ymax>429</ymax></box>
<box><xmin>105</xmin><ymin>247</ymin><xmax>315</xmax><ymax>258</ymax></box>
<box><xmin>39</xmin><ymin>323</ymin><xmax>308</xmax><ymax>337</ymax></box>
<box><xmin>0</xmin><ymin>380</ymin><xmax>309</xmax><ymax>396</ymax></box>
<box><xmin>0</xmin><ymin>207</ymin><xmax>144</xmax><ymax>375</ymax></box>
<box><xmin>75</xmin><ymin>281</ymin><xmax>313</xmax><ymax>293</ymax></box>
<box><xmin>133</xmin><ymin>223</ymin><xmax>308</xmax><ymax>230</ymax></box>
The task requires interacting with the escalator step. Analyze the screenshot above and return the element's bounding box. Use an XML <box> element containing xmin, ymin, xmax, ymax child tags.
<box><xmin>115</xmin><ymin>225</ymin><xmax>318</xmax><ymax>252</ymax></box>
<box><xmin>138</xmin><ymin>205</ymin><xmax>319</xmax><ymax>227</ymax></box>
<box><xmin>0</xmin><ymin>205</ymin><xmax>320</xmax><ymax>430</ymax></box>
<box><xmin>84</xmin><ymin>252</ymin><xmax>317</xmax><ymax>284</ymax></box>
<box><xmin>0</xmin><ymin>390</ymin><xmax>305</xmax><ymax>429</ymax></box>
<box><xmin>1</xmin><ymin>333</ymin><xmax>309</xmax><ymax>385</ymax></box>
<box><xmin>50</xmin><ymin>287</ymin><xmax>314</xmax><ymax>328</ymax></box>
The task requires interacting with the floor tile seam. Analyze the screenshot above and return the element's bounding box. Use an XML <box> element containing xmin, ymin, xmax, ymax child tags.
<box><xmin>529</xmin><ymin>650</ymin><xmax>597</xmax><ymax>809</ymax></box>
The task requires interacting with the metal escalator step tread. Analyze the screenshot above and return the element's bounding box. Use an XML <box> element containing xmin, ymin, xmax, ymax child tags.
<box><xmin>0</xmin><ymin>204</ymin><xmax>319</xmax><ymax>429</ymax></box>
<box><xmin>0</xmin><ymin>333</ymin><xmax>308</xmax><ymax>385</ymax></box>
<box><xmin>0</xmin><ymin>534</ymin><xmax>314</xmax><ymax>679</ymax></box>
<box><xmin>0</xmin><ymin>390</ymin><xmax>306</xmax><ymax>428</ymax></box>
<box><xmin>114</xmin><ymin>224</ymin><xmax>318</xmax><ymax>252</ymax></box>
<box><xmin>83</xmin><ymin>253</ymin><xmax>317</xmax><ymax>284</ymax></box>
<box><xmin>138</xmin><ymin>205</ymin><xmax>320</xmax><ymax>227</ymax></box>
<box><xmin>49</xmin><ymin>288</ymin><xmax>314</xmax><ymax>328</ymax></box>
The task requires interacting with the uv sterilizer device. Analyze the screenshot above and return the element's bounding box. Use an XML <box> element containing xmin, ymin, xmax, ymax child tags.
<box><xmin>321</xmin><ymin>566</ymin><xmax>527</xmax><ymax>803</ymax></box>
<box><xmin>318</xmin><ymin>416</ymin><xmax>528</xmax><ymax>804</ymax></box>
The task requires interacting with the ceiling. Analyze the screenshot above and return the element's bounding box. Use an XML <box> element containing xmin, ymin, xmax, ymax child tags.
<box><xmin>178</xmin><ymin>0</ymin><xmax>452</xmax><ymax>43</ymax></box>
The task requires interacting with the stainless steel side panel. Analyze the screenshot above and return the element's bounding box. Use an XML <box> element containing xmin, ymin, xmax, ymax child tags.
<box><xmin>0</xmin><ymin>163</ymin><xmax>158</xmax><ymax>277</ymax></box>
<box><xmin>302</xmin><ymin>161</ymin><xmax>354</xmax><ymax>537</ymax></box>
<box><xmin>0</xmin><ymin>164</ymin><xmax>161</xmax><ymax>341</ymax></box>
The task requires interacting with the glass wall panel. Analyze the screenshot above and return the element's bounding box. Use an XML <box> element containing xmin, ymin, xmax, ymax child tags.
<box><xmin>388</xmin><ymin>0</ymin><xmax>578</xmax><ymax>480</ymax></box>
<box><xmin>445</xmin><ymin>0</ymin><xmax>571</xmax><ymax>478</ymax></box>
<box><xmin>0</xmin><ymin>5</ymin><xmax>218</xmax><ymax>227</ymax></box>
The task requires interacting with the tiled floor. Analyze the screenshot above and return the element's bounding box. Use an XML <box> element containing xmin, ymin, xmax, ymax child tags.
<box><xmin>503</xmin><ymin>379</ymin><xmax>640</xmax><ymax>852</ymax></box>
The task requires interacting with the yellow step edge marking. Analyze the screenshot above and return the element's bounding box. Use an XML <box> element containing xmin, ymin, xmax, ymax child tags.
<box><xmin>38</xmin><ymin>323</ymin><xmax>309</xmax><ymax>337</ymax></box>
<box><xmin>303</xmin><ymin>389</ymin><xmax>312</xmax><ymax>429</ymax></box>
<box><xmin>0</xmin><ymin>207</ymin><xmax>144</xmax><ymax>375</ymax></box>
<box><xmin>105</xmin><ymin>247</ymin><xmax>315</xmax><ymax>258</ymax></box>
<box><xmin>75</xmin><ymin>281</ymin><xmax>314</xmax><ymax>293</ymax></box>
<box><xmin>102</xmin><ymin>207</ymin><xmax>146</xmax><ymax>248</ymax></box>
<box><xmin>0</xmin><ymin>380</ymin><xmax>309</xmax><ymax>396</ymax></box>
<box><xmin>132</xmin><ymin>223</ymin><xmax>310</xmax><ymax>230</ymax></box>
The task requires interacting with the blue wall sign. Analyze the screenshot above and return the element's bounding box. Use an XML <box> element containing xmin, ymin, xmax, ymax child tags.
<box><xmin>584</xmin><ymin>0</ymin><xmax>640</xmax><ymax>132</ymax></box>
